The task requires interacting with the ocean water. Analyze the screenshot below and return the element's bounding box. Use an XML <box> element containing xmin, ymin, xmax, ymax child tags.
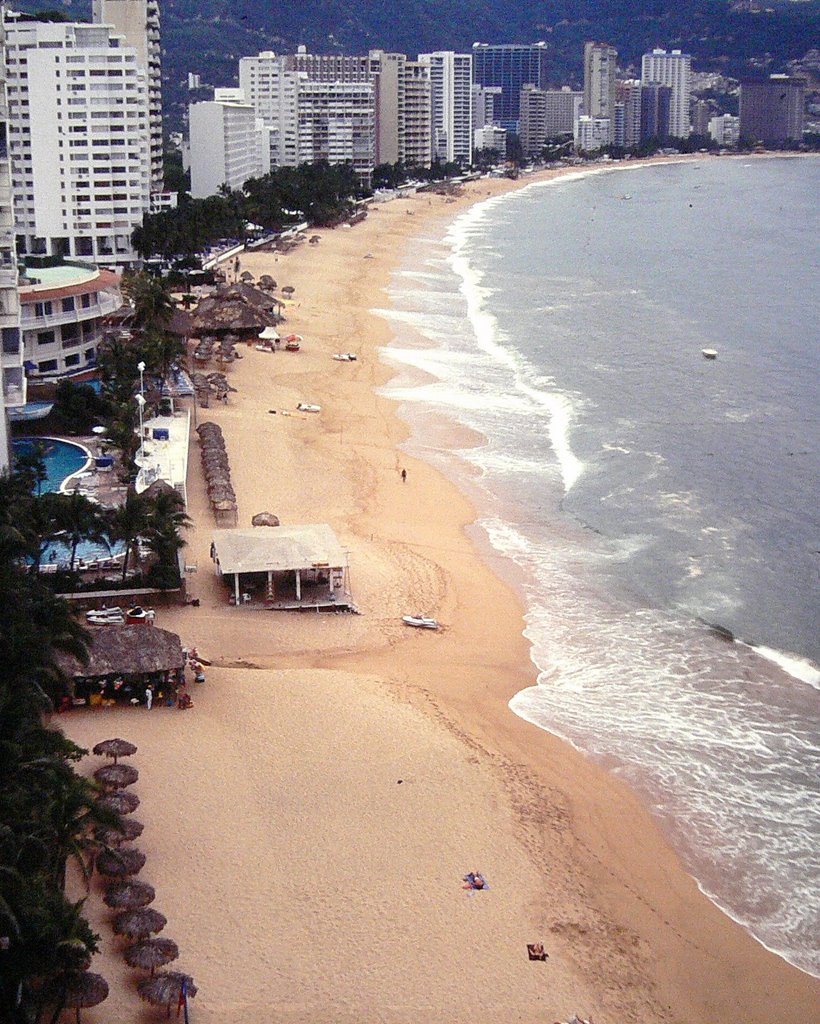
<box><xmin>373</xmin><ymin>158</ymin><xmax>820</xmax><ymax>976</ymax></box>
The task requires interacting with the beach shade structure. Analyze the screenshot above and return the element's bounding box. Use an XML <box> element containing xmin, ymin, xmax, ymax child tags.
<box><xmin>137</xmin><ymin>971</ymin><xmax>197</xmax><ymax>1013</ymax></box>
<box><xmin>103</xmin><ymin>879</ymin><xmax>156</xmax><ymax>910</ymax></box>
<box><xmin>92</xmin><ymin>738</ymin><xmax>137</xmax><ymax>764</ymax></box>
<box><xmin>258</xmin><ymin>274</ymin><xmax>276</xmax><ymax>290</ymax></box>
<box><xmin>96</xmin><ymin>818</ymin><xmax>145</xmax><ymax>847</ymax></box>
<box><xmin>45</xmin><ymin>971</ymin><xmax>109</xmax><ymax>1024</ymax></box>
<box><xmin>124</xmin><ymin>937</ymin><xmax>179</xmax><ymax>975</ymax></box>
<box><xmin>240</xmin><ymin>270</ymin><xmax>254</xmax><ymax>282</ymax></box>
<box><xmin>252</xmin><ymin>512</ymin><xmax>280</xmax><ymax>527</ymax></box>
<box><xmin>96</xmin><ymin>845</ymin><xmax>147</xmax><ymax>878</ymax></box>
<box><xmin>98</xmin><ymin>790</ymin><xmax>140</xmax><ymax>815</ymax></box>
<box><xmin>281</xmin><ymin>285</ymin><xmax>295</xmax><ymax>297</ymax></box>
<box><xmin>94</xmin><ymin>763</ymin><xmax>139</xmax><ymax>790</ymax></box>
<box><xmin>309</xmin><ymin>235</ymin><xmax>321</xmax><ymax>244</ymax></box>
<box><xmin>113</xmin><ymin>907</ymin><xmax>167</xmax><ymax>939</ymax></box>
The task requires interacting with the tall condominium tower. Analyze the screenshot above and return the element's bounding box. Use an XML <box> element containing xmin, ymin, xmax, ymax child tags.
<box><xmin>471</xmin><ymin>42</ymin><xmax>548</xmax><ymax>130</ymax></box>
<box><xmin>92</xmin><ymin>0</ymin><xmax>162</xmax><ymax>192</ymax></box>
<box><xmin>519</xmin><ymin>84</ymin><xmax>583</xmax><ymax>153</ymax></box>
<box><xmin>471</xmin><ymin>83</ymin><xmax>502</xmax><ymax>132</ymax></box>
<box><xmin>5</xmin><ymin>16</ymin><xmax>151</xmax><ymax>267</ymax></box>
<box><xmin>0</xmin><ymin>11</ymin><xmax>23</xmax><ymax>466</ymax></box>
<box><xmin>641</xmin><ymin>48</ymin><xmax>691</xmax><ymax>138</ymax></box>
<box><xmin>583</xmin><ymin>41</ymin><xmax>617</xmax><ymax>142</ymax></box>
<box><xmin>189</xmin><ymin>92</ymin><xmax>268</xmax><ymax>199</ymax></box>
<box><xmin>739</xmin><ymin>75</ymin><xmax>805</xmax><ymax>144</ymax></box>
<box><xmin>640</xmin><ymin>83</ymin><xmax>672</xmax><ymax>143</ymax></box>
<box><xmin>616</xmin><ymin>79</ymin><xmax>643</xmax><ymax>148</ymax></box>
<box><xmin>417</xmin><ymin>51</ymin><xmax>473</xmax><ymax>164</ymax></box>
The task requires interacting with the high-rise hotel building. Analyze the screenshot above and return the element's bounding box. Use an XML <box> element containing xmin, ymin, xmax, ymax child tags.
<box><xmin>641</xmin><ymin>48</ymin><xmax>691</xmax><ymax>139</ymax></box>
<box><xmin>417</xmin><ymin>51</ymin><xmax>473</xmax><ymax>164</ymax></box>
<box><xmin>471</xmin><ymin>42</ymin><xmax>549</xmax><ymax>131</ymax></box>
<box><xmin>0</xmin><ymin>10</ymin><xmax>23</xmax><ymax>468</ymax></box>
<box><xmin>4</xmin><ymin>15</ymin><xmax>151</xmax><ymax>267</ymax></box>
<box><xmin>92</xmin><ymin>0</ymin><xmax>163</xmax><ymax>192</ymax></box>
<box><xmin>583</xmin><ymin>41</ymin><xmax>617</xmax><ymax>143</ymax></box>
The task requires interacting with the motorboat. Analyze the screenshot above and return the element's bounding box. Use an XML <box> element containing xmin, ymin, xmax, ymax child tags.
<box><xmin>296</xmin><ymin>402</ymin><xmax>321</xmax><ymax>413</ymax></box>
<box><xmin>702</xmin><ymin>348</ymin><xmax>718</xmax><ymax>359</ymax></box>
<box><xmin>86</xmin><ymin>607</ymin><xmax>125</xmax><ymax>625</ymax></box>
<box><xmin>402</xmin><ymin>614</ymin><xmax>439</xmax><ymax>630</ymax></box>
<box><xmin>285</xmin><ymin>340</ymin><xmax>301</xmax><ymax>352</ymax></box>
<box><xmin>333</xmin><ymin>353</ymin><xmax>357</xmax><ymax>362</ymax></box>
<box><xmin>125</xmin><ymin>606</ymin><xmax>155</xmax><ymax>624</ymax></box>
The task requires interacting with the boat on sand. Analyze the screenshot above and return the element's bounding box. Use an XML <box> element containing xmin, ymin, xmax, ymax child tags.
<box><xmin>402</xmin><ymin>614</ymin><xmax>439</xmax><ymax>630</ymax></box>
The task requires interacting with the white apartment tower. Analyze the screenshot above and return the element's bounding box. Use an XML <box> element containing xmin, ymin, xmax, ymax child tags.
<box><xmin>417</xmin><ymin>51</ymin><xmax>473</xmax><ymax>164</ymax></box>
<box><xmin>641</xmin><ymin>48</ymin><xmax>691</xmax><ymax>138</ymax></box>
<box><xmin>471</xmin><ymin>83</ymin><xmax>502</xmax><ymax>132</ymax></box>
<box><xmin>189</xmin><ymin>95</ymin><xmax>267</xmax><ymax>199</ymax></box>
<box><xmin>92</xmin><ymin>0</ymin><xmax>162</xmax><ymax>191</ymax></box>
<box><xmin>583</xmin><ymin>41</ymin><xmax>617</xmax><ymax>143</ymax></box>
<box><xmin>0</xmin><ymin>12</ymin><xmax>23</xmax><ymax>466</ymax></box>
<box><xmin>4</xmin><ymin>17</ymin><xmax>151</xmax><ymax>267</ymax></box>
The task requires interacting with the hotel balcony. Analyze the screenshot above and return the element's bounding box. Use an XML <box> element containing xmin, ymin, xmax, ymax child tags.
<box><xmin>2</xmin><ymin>365</ymin><xmax>27</xmax><ymax>408</ymax></box>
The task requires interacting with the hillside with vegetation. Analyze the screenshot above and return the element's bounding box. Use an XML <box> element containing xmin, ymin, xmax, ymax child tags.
<box><xmin>12</xmin><ymin>0</ymin><xmax>820</xmax><ymax>130</ymax></box>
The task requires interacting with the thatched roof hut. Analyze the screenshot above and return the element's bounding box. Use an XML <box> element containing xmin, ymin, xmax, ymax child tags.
<box><xmin>98</xmin><ymin>791</ymin><xmax>140</xmax><ymax>815</ymax></box>
<box><xmin>94</xmin><ymin>763</ymin><xmax>139</xmax><ymax>790</ymax></box>
<box><xmin>96</xmin><ymin>846</ymin><xmax>146</xmax><ymax>877</ymax></box>
<box><xmin>46</xmin><ymin>971</ymin><xmax>109</xmax><ymax>1020</ymax></box>
<box><xmin>124</xmin><ymin>937</ymin><xmax>179</xmax><ymax>973</ymax></box>
<box><xmin>56</xmin><ymin>626</ymin><xmax>184</xmax><ymax>680</ymax></box>
<box><xmin>96</xmin><ymin>817</ymin><xmax>144</xmax><ymax>846</ymax></box>
<box><xmin>252</xmin><ymin>512</ymin><xmax>280</xmax><ymax>527</ymax></box>
<box><xmin>137</xmin><ymin>971</ymin><xmax>197</xmax><ymax>1008</ymax></box>
<box><xmin>166</xmin><ymin>308</ymin><xmax>193</xmax><ymax>338</ymax></box>
<box><xmin>191</xmin><ymin>298</ymin><xmax>277</xmax><ymax>337</ymax></box>
<box><xmin>104</xmin><ymin>879</ymin><xmax>155</xmax><ymax>910</ymax></box>
<box><xmin>113</xmin><ymin>907</ymin><xmax>167</xmax><ymax>938</ymax></box>
<box><xmin>92</xmin><ymin>738</ymin><xmax>137</xmax><ymax>763</ymax></box>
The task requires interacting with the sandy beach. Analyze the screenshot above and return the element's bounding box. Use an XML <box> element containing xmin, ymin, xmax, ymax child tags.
<box><xmin>63</xmin><ymin>161</ymin><xmax>820</xmax><ymax>1023</ymax></box>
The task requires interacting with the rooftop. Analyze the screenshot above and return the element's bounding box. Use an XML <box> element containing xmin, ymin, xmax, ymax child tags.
<box><xmin>212</xmin><ymin>525</ymin><xmax>348</xmax><ymax>575</ymax></box>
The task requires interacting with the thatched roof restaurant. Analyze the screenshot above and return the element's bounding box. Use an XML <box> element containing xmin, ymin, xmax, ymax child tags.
<box><xmin>210</xmin><ymin>524</ymin><xmax>353</xmax><ymax>610</ymax></box>
<box><xmin>56</xmin><ymin>626</ymin><xmax>185</xmax><ymax>710</ymax></box>
<box><xmin>57</xmin><ymin>626</ymin><xmax>184</xmax><ymax>679</ymax></box>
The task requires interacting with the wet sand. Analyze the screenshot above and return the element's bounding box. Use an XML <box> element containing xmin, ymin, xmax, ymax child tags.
<box><xmin>63</xmin><ymin>161</ymin><xmax>819</xmax><ymax>1023</ymax></box>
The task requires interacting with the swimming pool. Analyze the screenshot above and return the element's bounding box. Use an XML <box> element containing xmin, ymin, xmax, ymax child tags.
<box><xmin>12</xmin><ymin>437</ymin><xmax>91</xmax><ymax>493</ymax></box>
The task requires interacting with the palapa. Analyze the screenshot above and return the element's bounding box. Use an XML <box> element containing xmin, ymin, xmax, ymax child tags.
<box><xmin>103</xmin><ymin>879</ymin><xmax>155</xmax><ymax>910</ymax></box>
<box><xmin>94</xmin><ymin>763</ymin><xmax>139</xmax><ymax>790</ymax></box>
<box><xmin>281</xmin><ymin>285</ymin><xmax>295</xmax><ymax>296</ymax></box>
<box><xmin>92</xmin><ymin>738</ymin><xmax>137</xmax><ymax>764</ymax></box>
<box><xmin>96</xmin><ymin>845</ymin><xmax>146</xmax><ymax>877</ymax></box>
<box><xmin>137</xmin><ymin>971</ymin><xmax>197</xmax><ymax>1008</ymax></box>
<box><xmin>46</xmin><ymin>971</ymin><xmax>109</xmax><ymax>1022</ymax></box>
<box><xmin>96</xmin><ymin>818</ymin><xmax>144</xmax><ymax>847</ymax></box>
<box><xmin>251</xmin><ymin>512</ymin><xmax>280</xmax><ymax>527</ymax></box>
<box><xmin>124</xmin><ymin>937</ymin><xmax>179</xmax><ymax>974</ymax></box>
<box><xmin>98</xmin><ymin>790</ymin><xmax>140</xmax><ymax>815</ymax></box>
<box><xmin>56</xmin><ymin>625</ymin><xmax>184</xmax><ymax>679</ymax></box>
<box><xmin>113</xmin><ymin>906</ymin><xmax>167</xmax><ymax>938</ymax></box>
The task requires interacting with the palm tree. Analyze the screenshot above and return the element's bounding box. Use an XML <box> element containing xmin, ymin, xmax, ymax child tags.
<box><xmin>121</xmin><ymin>271</ymin><xmax>174</xmax><ymax>335</ymax></box>
<box><xmin>51</xmin><ymin>494</ymin><xmax>105</xmax><ymax>574</ymax></box>
<box><xmin>105</xmin><ymin>491</ymin><xmax>149</xmax><ymax>582</ymax></box>
<box><xmin>144</xmin><ymin>489</ymin><xmax>191</xmax><ymax>589</ymax></box>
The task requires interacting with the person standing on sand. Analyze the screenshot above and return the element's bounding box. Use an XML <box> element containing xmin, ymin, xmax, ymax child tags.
<box><xmin>145</xmin><ymin>685</ymin><xmax>153</xmax><ymax>710</ymax></box>
<box><xmin>401</xmin><ymin>468</ymin><xmax>407</xmax><ymax>483</ymax></box>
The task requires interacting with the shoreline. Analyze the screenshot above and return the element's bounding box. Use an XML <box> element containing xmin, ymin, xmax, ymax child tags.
<box><xmin>62</xmin><ymin>155</ymin><xmax>819</xmax><ymax>1022</ymax></box>
<box><xmin>377</xmin><ymin>154</ymin><xmax>820</xmax><ymax>977</ymax></box>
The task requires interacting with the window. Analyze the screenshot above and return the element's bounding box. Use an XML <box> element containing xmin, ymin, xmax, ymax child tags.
<box><xmin>64</xmin><ymin>353</ymin><xmax>80</xmax><ymax>367</ymax></box>
<box><xmin>37</xmin><ymin>330</ymin><xmax>55</xmax><ymax>346</ymax></box>
<box><xmin>34</xmin><ymin>301</ymin><xmax>53</xmax><ymax>317</ymax></box>
<box><xmin>84</xmin><ymin>347</ymin><xmax>96</xmax><ymax>362</ymax></box>
<box><xmin>80</xmin><ymin>293</ymin><xmax>92</xmax><ymax>309</ymax></box>
<box><xmin>62</xmin><ymin>296</ymin><xmax>76</xmax><ymax>312</ymax></box>
<box><xmin>38</xmin><ymin>359</ymin><xmax>58</xmax><ymax>373</ymax></box>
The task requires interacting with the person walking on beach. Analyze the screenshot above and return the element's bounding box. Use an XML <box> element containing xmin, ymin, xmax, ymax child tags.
<box><xmin>401</xmin><ymin>468</ymin><xmax>407</xmax><ymax>483</ymax></box>
<box><xmin>145</xmin><ymin>685</ymin><xmax>153</xmax><ymax>710</ymax></box>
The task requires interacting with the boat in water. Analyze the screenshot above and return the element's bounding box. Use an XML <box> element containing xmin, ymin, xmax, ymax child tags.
<box><xmin>702</xmin><ymin>348</ymin><xmax>718</xmax><ymax>359</ymax></box>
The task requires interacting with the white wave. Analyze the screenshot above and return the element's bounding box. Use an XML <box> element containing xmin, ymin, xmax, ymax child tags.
<box><xmin>742</xmin><ymin>643</ymin><xmax>820</xmax><ymax>689</ymax></box>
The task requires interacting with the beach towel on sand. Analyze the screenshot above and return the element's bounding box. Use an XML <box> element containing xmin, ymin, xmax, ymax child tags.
<box><xmin>462</xmin><ymin>872</ymin><xmax>489</xmax><ymax>891</ymax></box>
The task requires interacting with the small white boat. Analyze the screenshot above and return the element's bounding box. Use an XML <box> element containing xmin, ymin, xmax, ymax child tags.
<box><xmin>86</xmin><ymin>606</ymin><xmax>125</xmax><ymax>625</ymax></box>
<box><xmin>402</xmin><ymin>614</ymin><xmax>439</xmax><ymax>630</ymax></box>
<box><xmin>333</xmin><ymin>353</ymin><xmax>357</xmax><ymax>362</ymax></box>
<box><xmin>296</xmin><ymin>402</ymin><xmax>321</xmax><ymax>413</ymax></box>
<box><xmin>702</xmin><ymin>348</ymin><xmax>718</xmax><ymax>359</ymax></box>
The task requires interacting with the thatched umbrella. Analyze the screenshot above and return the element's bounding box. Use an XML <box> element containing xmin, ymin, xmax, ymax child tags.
<box><xmin>281</xmin><ymin>285</ymin><xmax>295</xmax><ymax>296</ymax></box>
<box><xmin>124</xmin><ymin>937</ymin><xmax>179</xmax><ymax>975</ymax></box>
<box><xmin>113</xmin><ymin>907</ymin><xmax>167</xmax><ymax>939</ymax></box>
<box><xmin>47</xmin><ymin>971</ymin><xmax>109</xmax><ymax>1024</ymax></box>
<box><xmin>252</xmin><ymin>512</ymin><xmax>280</xmax><ymax>527</ymax></box>
<box><xmin>309</xmin><ymin>235</ymin><xmax>321</xmax><ymax>244</ymax></box>
<box><xmin>97</xmin><ymin>791</ymin><xmax>140</xmax><ymax>815</ymax></box>
<box><xmin>258</xmin><ymin>274</ymin><xmax>276</xmax><ymax>290</ymax></box>
<box><xmin>239</xmin><ymin>270</ymin><xmax>254</xmax><ymax>282</ymax></box>
<box><xmin>94</xmin><ymin>763</ymin><xmax>139</xmax><ymax>790</ymax></box>
<box><xmin>92</xmin><ymin>738</ymin><xmax>137</xmax><ymax>764</ymax></box>
<box><xmin>137</xmin><ymin>971</ymin><xmax>197</xmax><ymax>1012</ymax></box>
<box><xmin>96</xmin><ymin>846</ymin><xmax>146</xmax><ymax>878</ymax></box>
<box><xmin>96</xmin><ymin>818</ymin><xmax>144</xmax><ymax>847</ymax></box>
<box><xmin>103</xmin><ymin>879</ymin><xmax>155</xmax><ymax>910</ymax></box>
